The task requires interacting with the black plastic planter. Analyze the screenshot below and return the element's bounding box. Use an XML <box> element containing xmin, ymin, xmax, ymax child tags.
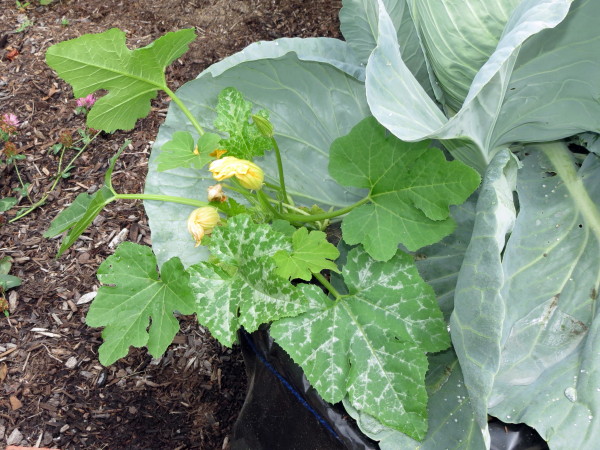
<box><xmin>231</xmin><ymin>329</ymin><xmax>549</xmax><ymax>450</ymax></box>
<box><xmin>230</xmin><ymin>328</ymin><xmax>378</xmax><ymax>449</ymax></box>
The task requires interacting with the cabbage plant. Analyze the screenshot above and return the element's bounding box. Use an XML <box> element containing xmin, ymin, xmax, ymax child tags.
<box><xmin>43</xmin><ymin>0</ymin><xmax>600</xmax><ymax>448</ymax></box>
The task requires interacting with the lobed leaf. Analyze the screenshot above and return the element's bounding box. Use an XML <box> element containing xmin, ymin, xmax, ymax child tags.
<box><xmin>155</xmin><ymin>131</ymin><xmax>219</xmax><ymax>172</ymax></box>
<box><xmin>87</xmin><ymin>242</ymin><xmax>195</xmax><ymax>365</ymax></box>
<box><xmin>343</xmin><ymin>349</ymin><xmax>486</xmax><ymax>449</ymax></box>
<box><xmin>46</xmin><ymin>28</ymin><xmax>196</xmax><ymax>132</ymax></box>
<box><xmin>188</xmin><ymin>214</ymin><xmax>310</xmax><ymax>347</ymax></box>
<box><xmin>213</xmin><ymin>197</ymin><xmax>249</xmax><ymax>217</ymax></box>
<box><xmin>272</xmin><ymin>227</ymin><xmax>340</xmax><ymax>281</ymax></box>
<box><xmin>214</xmin><ymin>87</ymin><xmax>273</xmax><ymax>159</ymax></box>
<box><xmin>329</xmin><ymin>116</ymin><xmax>480</xmax><ymax>260</ymax></box>
<box><xmin>271</xmin><ymin>246</ymin><xmax>450</xmax><ymax>440</ymax></box>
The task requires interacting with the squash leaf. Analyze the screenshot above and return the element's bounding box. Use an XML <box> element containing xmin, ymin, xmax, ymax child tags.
<box><xmin>87</xmin><ymin>242</ymin><xmax>195</xmax><ymax>365</ymax></box>
<box><xmin>329</xmin><ymin>116</ymin><xmax>480</xmax><ymax>260</ymax></box>
<box><xmin>272</xmin><ymin>227</ymin><xmax>340</xmax><ymax>281</ymax></box>
<box><xmin>188</xmin><ymin>214</ymin><xmax>310</xmax><ymax>346</ymax></box>
<box><xmin>270</xmin><ymin>246</ymin><xmax>450</xmax><ymax>440</ymax></box>
<box><xmin>46</xmin><ymin>28</ymin><xmax>196</xmax><ymax>132</ymax></box>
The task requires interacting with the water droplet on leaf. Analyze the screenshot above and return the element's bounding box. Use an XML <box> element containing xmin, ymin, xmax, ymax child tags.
<box><xmin>564</xmin><ymin>387</ymin><xmax>578</xmax><ymax>402</ymax></box>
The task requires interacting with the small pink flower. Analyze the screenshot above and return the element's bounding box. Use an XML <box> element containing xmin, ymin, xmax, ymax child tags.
<box><xmin>76</xmin><ymin>94</ymin><xmax>96</xmax><ymax>108</ymax></box>
<box><xmin>2</xmin><ymin>113</ymin><xmax>19</xmax><ymax>128</ymax></box>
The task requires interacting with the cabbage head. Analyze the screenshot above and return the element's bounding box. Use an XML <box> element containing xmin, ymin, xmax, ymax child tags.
<box><xmin>409</xmin><ymin>0</ymin><xmax>523</xmax><ymax>111</ymax></box>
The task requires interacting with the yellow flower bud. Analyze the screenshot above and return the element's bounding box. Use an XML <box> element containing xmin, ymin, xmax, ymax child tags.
<box><xmin>187</xmin><ymin>206</ymin><xmax>220</xmax><ymax>247</ymax></box>
<box><xmin>208</xmin><ymin>156</ymin><xmax>264</xmax><ymax>190</ymax></box>
<box><xmin>209</xmin><ymin>148</ymin><xmax>228</xmax><ymax>158</ymax></box>
<box><xmin>207</xmin><ymin>184</ymin><xmax>227</xmax><ymax>203</ymax></box>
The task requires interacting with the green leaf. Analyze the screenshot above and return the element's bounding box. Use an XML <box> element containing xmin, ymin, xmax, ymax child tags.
<box><xmin>87</xmin><ymin>242</ymin><xmax>195</xmax><ymax>365</ymax></box>
<box><xmin>0</xmin><ymin>257</ymin><xmax>12</xmax><ymax>275</ymax></box>
<box><xmin>44</xmin><ymin>192</ymin><xmax>94</xmax><ymax>238</ymax></box>
<box><xmin>187</xmin><ymin>214</ymin><xmax>309</xmax><ymax>347</ymax></box>
<box><xmin>205</xmin><ymin>37</ymin><xmax>366</xmax><ymax>81</ymax></box>
<box><xmin>484</xmin><ymin>148</ymin><xmax>600</xmax><ymax>448</ymax></box>
<box><xmin>330</xmin><ymin>116</ymin><xmax>480</xmax><ymax>260</ymax></box>
<box><xmin>339</xmin><ymin>0</ymin><xmax>435</xmax><ymax>98</ymax></box>
<box><xmin>52</xmin><ymin>186</ymin><xmax>116</xmax><ymax>257</ymax></box>
<box><xmin>270</xmin><ymin>246</ymin><xmax>450</xmax><ymax>440</ymax></box>
<box><xmin>213</xmin><ymin>197</ymin><xmax>248</xmax><ymax>217</ymax></box>
<box><xmin>0</xmin><ymin>197</ymin><xmax>17</xmax><ymax>212</ymax></box>
<box><xmin>271</xmin><ymin>219</ymin><xmax>296</xmax><ymax>237</ymax></box>
<box><xmin>343</xmin><ymin>349</ymin><xmax>486</xmax><ymax>449</ymax></box>
<box><xmin>46</xmin><ymin>28</ymin><xmax>196</xmax><ymax>132</ymax></box>
<box><xmin>0</xmin><ymin>274</ymin><xmax>22</xmax><ymax>291</ymax></box>
<box><xmin>273</xmin><ymin>227</ymin><xmax>339</xmax><ymax>281</ymax></box>
<box><xmin>214</xmin><ymin>87</ymin><xmax>273</xmax><ymax>159</ymax></box>
<box><xmin>155</xmin><ymin>131</ymin><xmax>219</xmax><ymax>172</ymax></box>
<box><xmin>449</xmin><ymin>150</ymin><xmax>517</xmax><ymax>432</ymax></box>
<box><xmin>408</xmin><ymin>0</ymin><xmax>521</xmax><ymax>111</ymax></box>
<box><xmin>0</xmin><ymin>257</ymin><xmax>22</xmax><ymax>291</ymax></box>
<box><xmin>414</xmin><ymin>199</ymin><xmax>477</xmax><ymax>321</ymax></box>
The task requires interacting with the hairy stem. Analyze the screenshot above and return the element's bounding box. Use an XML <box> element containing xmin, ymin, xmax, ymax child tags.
<box><xmin>257</xmin><ymin>190</ymin><xmax>284</xmax><ymax>219</ymax></box>
<box><xmin>279</xmin><ymin>196</ymin><xmax>370</xmax><ymax>223</ymax></box>
<box><xmin>313</xmin><ymin>272</ymin><xmax>341</xmax><ymax>300</ymax></box>
<box><xmin>271</xmin><ymin>137</ymin><xmax>288</xmax><ymax>211</ymax></box>
<box><xmin>116</xmin><ymin>193</ymin><xmax>208</xmax><ymax>208</ymax></box>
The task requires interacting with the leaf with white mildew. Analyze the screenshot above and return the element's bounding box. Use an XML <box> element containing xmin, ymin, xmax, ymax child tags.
<box><xmin>188</xmin><ymin>214</ymin><xmax>310</xmax><ymax>347</ymax></box>
<box><xmin>270</xmin><ymin>246</ymin><xmax>450</xmax><ymax>440</ymax></box>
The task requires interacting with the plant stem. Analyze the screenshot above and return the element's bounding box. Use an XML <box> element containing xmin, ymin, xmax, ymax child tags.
<box><xmin>221</xmin><ymin>182</ymin><xmax>252</xmax><ymax>199</ymax></box>
<box><xmin>539</xmin><ymin>141</ymin><xmax>600</xmax><ymax>243</ymax></box>
<box><xmin>279</xmin><ymin>196</ymin><xmax>370</xmax><ymax>223</ymax></box>
<box><xmin>9</xmin><ymin>131</ymin><xmax>101</xmax><ymax>223</ymax></box>
<box><xmin>313</xmin><ymin>272</ymin><xmax>341</xmax><ymax>300</ymax></box>
<box><xmin>115</xmin><ymin>193</ymin><xmax>209</xmax><ymax>208</ymax></box>
<box><xmin>271</xmin><ymin>137</ymin><xmax>288</xmax><ymax>210</ymax></box>
<box><xmin>257</xmin><ymin>190</ymin><xmax>284</xmax><ymax>218</ymax></box>
<box><xmin>264</xmin><ymin>196</ymin><xmax>310</xmax><ymax>216</ymax></box>
<box><xmin>163</xmin><ymin>87</ymin><xmax>205</xmax><ymax>137</ymax></box>
<box><xmin>12</xmin><ymin>162</ymin><xmax>32</xmax><ymax>203</ymax></box>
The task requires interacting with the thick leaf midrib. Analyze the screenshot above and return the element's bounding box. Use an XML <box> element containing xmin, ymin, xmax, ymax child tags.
<box><xmin>340</xmin><ymin>298</ymin><xmax>410</xmax><ymax>416</ymax></box>
<box><xmin>51</xmin><ymin>54</ymin><xmax>166</xmax><ymax>90</ymax></box>
<box><xmin>95</xmin><ymin>279</ymin><xmax>163</xmax><ymax>320</ymax></box>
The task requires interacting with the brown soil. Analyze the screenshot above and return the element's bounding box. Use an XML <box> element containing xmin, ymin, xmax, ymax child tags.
<box><xmin>0</xmin><ymin>0</ymin><xmax>341</xmax><ymax>448</ymax></box>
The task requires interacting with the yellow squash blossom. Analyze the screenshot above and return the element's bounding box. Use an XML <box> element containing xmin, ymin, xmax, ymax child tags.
<box><xmin>187</xmin><ymin>206</ymin><xmax>220</xmax><ymax>247</ymax></box>
<box><xmin>209</xmin><ymin>156</ymin><xmax>264</xmax><ymax>190</ymax></box>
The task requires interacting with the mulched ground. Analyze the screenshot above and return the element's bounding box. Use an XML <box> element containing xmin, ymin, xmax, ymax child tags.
<box><xmin>0</xmin><ymin>0</ymin><xmax>341</xmax><ymax>448</ymax></box>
